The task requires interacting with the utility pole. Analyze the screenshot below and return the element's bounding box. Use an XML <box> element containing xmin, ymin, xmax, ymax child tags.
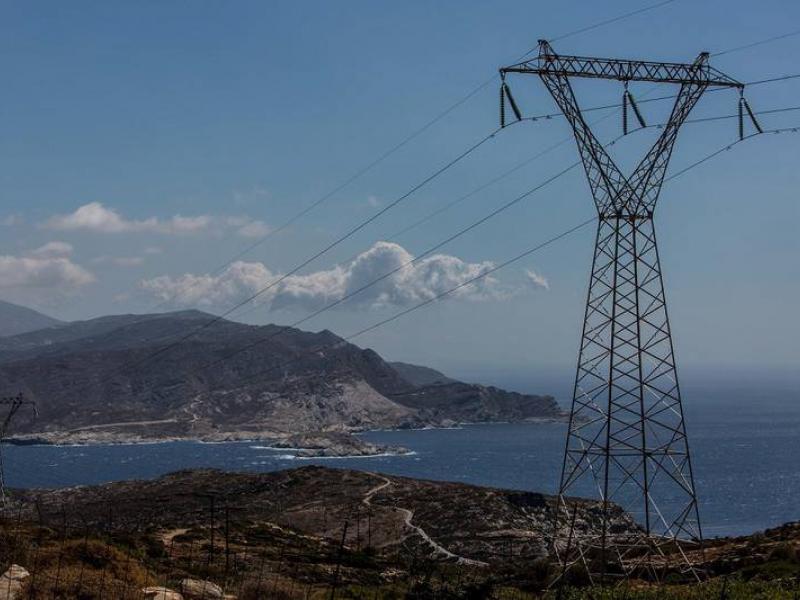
<box><xmin>0</xmin><ymin>393</ymin><xmax>37</xmax><ymax>505</ymax></box>
<box><xmin>500</xmin><ymin>41</ymin><xmax>753</xmax><ymax>582</ymax></box>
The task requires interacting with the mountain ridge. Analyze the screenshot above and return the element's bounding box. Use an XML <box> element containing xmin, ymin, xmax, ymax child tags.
<box><xmin>0</xmin><ymin>307</ymin><xmax>565</xmax><ymax>444</ymax></box>
<box><xmin>0</xmin><ymin>299</ymin><xmax>63</xmax><ymax>338</ymax></box>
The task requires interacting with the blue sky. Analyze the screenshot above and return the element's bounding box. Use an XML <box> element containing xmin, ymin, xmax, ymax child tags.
<box><xmin>0</xmin><ymin>1</ymin><xmax>798</xmax><ymax>379</ymax></box>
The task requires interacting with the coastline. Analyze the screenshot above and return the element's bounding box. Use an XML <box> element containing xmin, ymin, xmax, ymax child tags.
<box><xmin>6</xmin><ymin>417</ymin><xmax>566</xmax><ymax>450</ymax></box>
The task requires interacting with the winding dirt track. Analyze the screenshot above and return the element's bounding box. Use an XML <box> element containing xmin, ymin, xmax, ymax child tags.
<box><xmin>363</xmin><ymin>473</ymin><xmax>487</xmax><ymax>566</ymax></box>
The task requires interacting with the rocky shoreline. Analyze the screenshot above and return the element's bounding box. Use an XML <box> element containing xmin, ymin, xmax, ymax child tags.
<box><xmin>7</xmin><ymin>429</ymin><xmax>412</xmax><ymax>458</ymax></box>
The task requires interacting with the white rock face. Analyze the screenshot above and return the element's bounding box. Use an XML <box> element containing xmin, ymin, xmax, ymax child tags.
<box><xmin>0</xmin><ymin>565</ymin><xmax>30</xmax><ymax>600</ymax></box>
<box><xmin>142</xmin><ymin>586</ymin><xmax>185</xmax><ymax>600</ymax></box>
<box><xmin>180</xmin><ymin>578</ymin><xmax>224</xmax><ymax>600</ymax></box>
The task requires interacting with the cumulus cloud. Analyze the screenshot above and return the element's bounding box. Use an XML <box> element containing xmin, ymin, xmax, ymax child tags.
<box><xmin>139</xmin><ymin>241</ymin><xmax>502</xmax><ymax>311</ymax></box>
<box><xmin>525</xmin><ymin>268</ymin><xmax>550</xmax><ymax>291</ymax></box>
<box><xmin>42</xmin><ymin>202</ymin><xmax>268</xmax><ymax>238</ymax></box>
<box><xmin>0</xmin><ymin>254</ymin><xmax>94</xmax><ymax>292</ymax></box>
<box><xmin>141</xmin><ymin>261</ymin><xmax>275</xmax><ymax>309</ymax></box>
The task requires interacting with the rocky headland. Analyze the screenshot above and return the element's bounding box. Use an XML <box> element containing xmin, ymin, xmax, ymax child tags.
<box><xmin>0</xmin><ymin>305</ymin><xmax>566</xmax><ymax>448</ymax></box>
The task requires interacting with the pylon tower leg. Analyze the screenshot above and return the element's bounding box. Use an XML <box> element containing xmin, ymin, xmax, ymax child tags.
<box><xmin>554</xmin><ymin>215</ymin><xmax>702</xmax><ymax>583</ymax></box>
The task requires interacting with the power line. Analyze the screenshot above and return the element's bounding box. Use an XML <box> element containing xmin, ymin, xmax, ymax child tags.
<box><xmin>118</xmin><ymin>125</ymin><xmax>506</xmax><ymax>375</ymax></box>
<box><xmin>197</xmin><ymin>78</ymin><xmax>496</xmax><ymax>276</ymax></box>
<box><xmin>121</xmin><ymin>92</ymin><xmax>800</xmax><ymax>376</ymax></box>
<box><xmin>712</xmin><ymin>28</ymin><xmax>800</xmax><ymax>58</ymax></box>
<box><xmin>360</xmin><ymin>84</ymin><xmax>800</xmax><ymax>254</ymax></box>
<box><xmin>683</xmin><ymin>104</ymin><xmax>800</xmax><ymax>125</ymax></box>
<box><xmin>106</xmin><ymin>52</ymin><xmax>800</xmax><ymax>376</ymax></box>
<box><xmin>191</xmin><ymin>105</ymin><xmax>797</xmax><ymax>375</ymax></box>
<box><xmin>132</xmin><ymin>33</ymin><xmax>800</xmax><ymax>327</ymax></box>
<box><xmin>130</xmin><ymin>0</ymin><xmax>682</xmax><ymax>317</ymax></box>
<box><xmin>222</xmin><ymin>124</ymin><xmax>799</xmax><ymax>390</ymax></box>
<box><xmin>214</xmin><ymin>0</ymin><xmax>678</xmax><ymax>265</ymax></box>
<box><xmin>514</xmin><ymin>72</ymin><xmax>800</xmax><ymax>123</ymax></box>
<box><xmin>205</xmin><ymin>156</ymin><xmax>586</xmax><ymax>369</ymax></box>
<box><xmin>228</xmin><ymin>96</ymin><xmax>641</xmax><ymax>326</ymax></box>
<box><xmin>382</xmin><ymin>80</ymin><xmax>800</xmax><ymax>245</ymax></box>
<box><xmin>666</xmin><ymin>125</ymin><xmax>799</xmax><ymax>180</ymax></box>
<box><xmin>164</xmin><ymin>89</ymin><xmax>800</xmax><ymax>336</ymax></box>
<box><xmin>550</xmin><ymin>0</ymin><xmax>676</xmax><ymax>44</ymax></box>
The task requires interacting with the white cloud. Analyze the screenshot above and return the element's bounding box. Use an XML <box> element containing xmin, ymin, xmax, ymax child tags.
<box><xmin>366</xmin><ymin>195</ymin><xmax>381</xmax><ymax>208</ymax></box>
<box><xmin>226</xmin><ymin>217</ymin><xmax>271</xmax><ymax>238</ymax></box>
<box><xmin>144</xmin><ymin>246</ymin><xmax>163</xmax><ymax>255</ymax></box>
<box><xmin>91</xmin><ymin>255</ymin><xmax>145</xmax><ymax>267</ymax></box>
<box><xmin>30</xmin><ymin>241</ymin><xmax>74</xmax><ymax>259</ymax></box>
<box><xmin>525</xmin><ymin>268</ymin><xmax>550</xmax><ymax>291</ymax></box>
<box><xmin>42</xmin><ymin>202</ymin><xmax>269</xmax><ymax>238</ymax></box>
<box><xmin>0</xmin><ymin>254</ymin><xmax>94</xmax><ymax>292</ymax></box>
<box><xmin>139</xmin><ymin>241</ymin><xmax>502</xmax><ymax>311</ymax></box>
<box><xmin>140</xmin><ymin>261</ymin><xmax>275</xmax><ymax>309</ymax></box>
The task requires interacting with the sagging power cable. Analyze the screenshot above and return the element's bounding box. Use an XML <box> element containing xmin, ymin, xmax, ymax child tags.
<box><xmin>117</xmin><ymin>125</ymin><xmax>507</xmax><ymax>375</ymax></box>
<box><xmin>183</xmin><ymin>107</ymin><xmax>786</xmax><ymax>375</ymax></box>
<box><xmin>220</xmin><ymin>124</ymin><xmax>800</xmax><ymax>391</ymax></box>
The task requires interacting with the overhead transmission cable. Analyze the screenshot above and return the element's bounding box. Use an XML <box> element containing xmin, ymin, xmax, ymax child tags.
<box><xmin>112</xmin><ymin>27</ymin><xmax>800</xmax><ymax>374</ymax></box>
<box><xmin>551</xmin><ymin>0</ymin><xmax>677</xmax><ymax>43</ymax></box>
<box><xmin>118</xmin><ymin>125</ymin><xmax>505</xmax><ymax>374</ymax></box>
<box><xmin>139</xmin><ymin>28</ymin><xmax>800</xmax><ymax>322</ymax></box>
<box><xmin>128</xmin><ymin>95</ymin><xmax>800</xmax><ymax>372</ymax></box>
<box><xmin>227</xmin><ymin>96</ymin><xmax>634</xmax><ymax>324</ymax></box>
<box><xmin>712</xmin><ymin>27</ymin><xmax>800</xmax><ymax>58</ymax></box>
<box><xmin>143</xmin><ymin>0</ymin><xmax>680</xmax><ymax>303</ymax></box>
<box><xmin>121</xmin><ymin>84</ymin><xmax>800</xmax><ymax>375</ymax></box>
<box><xmin>192</xmin><ymin>102</ymin><xmax>792</xmax><ymax>374</ymax></box>
<box><xmin>513</xmin><ymin>73</ymin><xmax>800</xmax><ymax>122</ymax></box>
<box><xmin>221</xmin><ymin>124</ymin><xmax>800</xmax><ymax>390</ymax></box>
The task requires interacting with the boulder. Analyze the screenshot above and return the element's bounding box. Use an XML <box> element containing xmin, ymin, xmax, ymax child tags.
<box><xmin>0</xmin><ymin>565</ymin><xmax>30</xmax><ymax>600</ymax></box>
<box><xmin>142</xmin><ymin>587</ymin><xmax>184</xmax><ymax>600</ymax></box>
<box><xmin>180</xmin><ymin>578</ymin><xmax>224</xmax><ymax>600</ymax></box>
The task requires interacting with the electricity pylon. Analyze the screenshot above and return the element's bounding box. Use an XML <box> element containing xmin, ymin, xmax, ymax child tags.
<box><xmin>500</xmin><ymin>41</ymin><xmax>750</xmax><ymax>582</ymax></box>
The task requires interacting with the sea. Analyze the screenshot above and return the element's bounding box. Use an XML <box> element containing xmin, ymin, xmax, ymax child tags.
<box><xmin>3</xmin><ymin>370</ymin><xmax>798</xmax><ymax>538</ymax></box>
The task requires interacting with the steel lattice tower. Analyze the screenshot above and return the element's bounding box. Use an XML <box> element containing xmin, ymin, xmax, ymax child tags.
<box><xmin>501</xmin><ymin>41</ymin><xmax>745</xmax><ymax>582</ymax></box>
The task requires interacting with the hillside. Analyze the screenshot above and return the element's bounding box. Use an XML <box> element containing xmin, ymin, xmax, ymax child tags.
<box><xmin>0</xmin><ymin>309</ymin><xmax>565</xmax><ymax>444</ymax></box>
<box><xmin>0</xmin><ymin>466</ymin><xmax>639</xmax><ymax>598</ymax></box>
<box><xmin>5</xmin><ymin>467</ymin><xmax>793</xmax><ymax>598</ymax></box>
<box><xmin>0</xmin><ymin>299</ymin><xmax>62</xmax><ymax>337</ymax></box>
<box><xmin>21</xmin><ymin>466</ymin><xmax>622</xmax><ymax>567</ymax></box>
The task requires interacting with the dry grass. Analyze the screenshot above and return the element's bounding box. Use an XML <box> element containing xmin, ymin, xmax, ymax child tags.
<box><xmin>22</xmin><ymin>539</ymin><xmax>152</xmax><ymax>600</ymax></box>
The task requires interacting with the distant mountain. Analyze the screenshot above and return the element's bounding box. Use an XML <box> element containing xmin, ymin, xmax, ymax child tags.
<box><xmin>0</xmin><ymin>300</ymin><xmax>63</xmax><ymax>337</ymax></box>
<box><xmin>0</xmin><ymin>309</ymin><xmax>565</xmax><ymax>444</ymax></box>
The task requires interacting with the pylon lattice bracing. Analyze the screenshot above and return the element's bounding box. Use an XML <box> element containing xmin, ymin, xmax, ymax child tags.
<box><xmin>501</xmin><ymin>41</ymin><xmax>745</xmax><ymax>582</ymax></box>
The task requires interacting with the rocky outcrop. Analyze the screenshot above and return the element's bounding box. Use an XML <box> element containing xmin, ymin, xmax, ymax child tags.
<box><xmin>180</xmin><ymin>579</ymin><xmax>223</xmax><ymax>600</ymax></box>
<box><xmin>142</xmin><ymin>587</ymin><xmax>184</xmax><ymax>600</ymax></box>
<box><xmin>271</xmin><ymin>431</ymin><xmax>410</xmax><ymax>457</ymax></box>
<box><xmin>0</xmin><ymin>564</ymin><xmax>30</xmax><ymax>600</ymax></box>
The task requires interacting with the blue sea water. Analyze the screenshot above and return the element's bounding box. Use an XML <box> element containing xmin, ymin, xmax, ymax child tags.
<box><xmin>3</xmin><ymin>374</ymin><xmax>798</xmax><ymax>538</ymax></box>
